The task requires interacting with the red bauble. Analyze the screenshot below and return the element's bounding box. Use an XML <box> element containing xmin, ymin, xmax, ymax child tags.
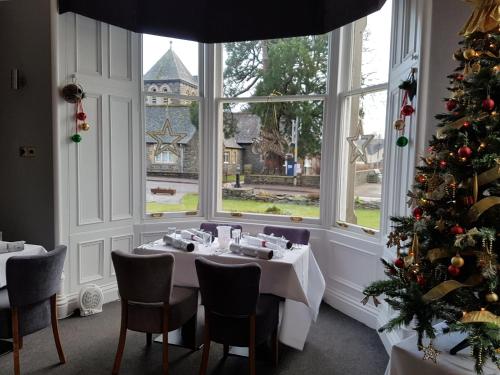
<box><xmin>446</xmin><ymin>100</ymin><xmax>458</xmax><ymax>111</ymax></box>
<box><xmin>455</xmin><ymin>74</ymin><xmax>464</xmax><ymax>81</ymax></box>
<box><xmin>482</xmin><ymin>97</ymin><xmax>495</xmax><ymax>111</ymax></box>
<box><xmin>439</xmin><ymin>160</ymin><xmax>447</xmax><ymax>169</ymax></box>
<box><xmin>448</xmin><ymin>265</ymin><xmax>461</xmax><ymax>277</ymax></box>
<box><xmin>394</xmin><ymin>258</ymin><xmax>405</xmax><ymax>269</ymax></box>
<box><xmin>462</xmin><ymin>121</ymin><xmax>471</xmax><ymax>128</ymax></box>
<box><xmin>76</xmin><ymin>112</ymin><xmax>87</xmax><ymax>121</ymax></box>
<box><xmin>457</xmin><ymin>145</ymin><xmax>472</xmax><ymax>158</ymax></box>
<box><xmin>416</xmin><ymin>274</ymin><xmax>425</xmax><ymax>287</ymax></box>
<box><xmin>450</xmin><ymin>225</ymin><xmax>464</xmax><ymax>235</ymax></box>
<box><xmin>416</xmin><ymin>174</ymin><xmax>427</xmax><ymax>184</ymax></box>
<box><xmin>413</xmin><ymin>207</ymin><xmax>423</xmax><ymax>220</ymax></box>
<box><xmin>401</xmin><ymin>105</ymin><xmax>415</xmax><ymax>116</ymax></box>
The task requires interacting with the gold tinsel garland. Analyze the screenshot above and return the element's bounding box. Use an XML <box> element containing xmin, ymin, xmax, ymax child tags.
<box><xmin>461</xmin><ymin>0</ymin><xmax>500</xmax><ymax>36</ymax></box>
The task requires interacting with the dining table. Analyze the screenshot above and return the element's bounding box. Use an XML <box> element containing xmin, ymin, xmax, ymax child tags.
<box><xmin>0</xmin><ymin>243</ymin><xmax>46</xmax><ymax>289</ymax></box>
<box><xmin>135</xmin><ymin>236</ymin><xmax>326</xmax><ymax>351</ymax></box>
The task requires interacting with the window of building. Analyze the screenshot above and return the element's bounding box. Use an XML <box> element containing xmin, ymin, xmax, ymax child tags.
<box><xmin>337</xmin><ymin>0</ymin><xmax>393</xmax><ymax>230</ymax></box>
<box><xmin>142</xmin><ymin>35</ymin><xmax>202</xmax><ymax>216</ymax></box>
<box><xmin>223</xmin><ymin>151</ymin><xmax>229</xmax><ymax>164</ymax></box>
<box><xmin>216</xmin><ymin>35</ymin><xmax>328</xmax><ymax>220</ymax></box>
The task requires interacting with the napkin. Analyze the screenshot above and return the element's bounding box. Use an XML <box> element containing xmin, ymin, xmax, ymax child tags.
<box><xmin>163</xmin><ymin>234</ymin><xmax>195</xmax><ymax>252</ymax></box>
<box><xmin>180</xmin><ymin>230</ymin><xmax>203</xmax><ymax>243</ymax></box>
<box><xmin>257</xmin><ymin>233</ymin><xmax>292</xmax><ymax>249</ymax></box>
<box><xmin>0</xmin><ymin>241</ymin><xmax>25</xmax><ymax>254</ymax></box>
<box><xmin>243</xmin><ymin>236</ymin><xmax>281</xmax><ymax>250</ymax></box>
<box><xmin>229</xmin><ymin>243</ymin><xmax>273</xmax><ymax>260</ymax></box>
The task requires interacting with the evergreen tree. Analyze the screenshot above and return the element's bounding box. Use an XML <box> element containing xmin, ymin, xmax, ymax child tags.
<box><xmin>363</xmin><ymin>4</ymin><xmax>500</xmax><ymax>373</ymax></box>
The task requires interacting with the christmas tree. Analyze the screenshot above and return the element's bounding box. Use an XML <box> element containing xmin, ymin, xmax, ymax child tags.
<box><xmin>363</xmin><ymin>1</ymin><xmax>500</xmax><ymax>373</ymax></box>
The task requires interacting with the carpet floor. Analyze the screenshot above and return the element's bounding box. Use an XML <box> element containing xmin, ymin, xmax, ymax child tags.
<box><xmin>0</xmin><ymin>302</ymin><xmax>388</xmax><ymax>375</ymax></box>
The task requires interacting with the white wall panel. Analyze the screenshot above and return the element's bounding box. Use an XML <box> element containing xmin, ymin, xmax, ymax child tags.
<box><xmin>108</xmin><ymin>26</ymin><xmax>132</xmax><ymax>81</ymax></box>
<box><xmin>77</xmin><ymin>93</ymin><xmax>104</xmax><ymax>225</ymax></box>
<box><xmin>75</xmin><ymin>15</ymin><xmax>102</xmax><ymax>75</ymax></box>
<box><xmin>109</xmin><ymin>95</ymin><xmax>133</xmax><ymax>221</ymax></box>
<box><xmin>110</xmin><ymin>234</ymin><xmax>134</xmax><ymax>275</ymax></box>
<box><xmin>78</xmin><ymin>239</ymin><xmax>104</xmax><ymax>284</ymax></box>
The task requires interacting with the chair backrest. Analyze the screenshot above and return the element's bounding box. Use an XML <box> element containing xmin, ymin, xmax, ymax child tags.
<box><xmin>200</xmin><ymin>222</ymin><xmax>243</xmax><ymax>237</ymax></box>
<box><xmin>7</xmin><ymin>245</ymin><xmax>67</xmax><ymax>307</ymax></box>
<box><xmin>112</xmin><ymin>250</ymin><xmax>174</xmax><ymax>304</ymax></box>
<box><xmin>263</xmin><ymin>226</ymin><xmax>310</xmax><ymax>245</ymax></box>
<box><xmin>195</xmin><ymin>257</ymin><xmax>260</xmax><ymax>317</ymax></box>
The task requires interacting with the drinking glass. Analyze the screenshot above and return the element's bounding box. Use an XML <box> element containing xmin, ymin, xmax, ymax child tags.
<box><xmin>216</xmin><ymin>226</ymin><xmax>232</xmax><ymax>250</ymax></box>
<box><xmin>202</xmin><ymin>232</ymin><xmax>212</xmax><ymax>247</ymax></box>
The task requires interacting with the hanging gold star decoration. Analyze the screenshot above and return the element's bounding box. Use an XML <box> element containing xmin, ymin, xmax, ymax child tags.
<box><xmin>346</xmin><ymin>121</ymin><xmax>374</xmax><ymax>164</ymax></box>
<box><xmin>435</xmin><ymin>217</ymin><xmax>446</xmax><ymax>232</ymax></box>
<box><xmin>147</xmin><ymin>118</ymin><xmax>187</xmax><ymax>157</ymax></box>
<box><xmin>422</xmin><ymin>341</ymin><xmax>441</xmax><ymax>363</ymax></box>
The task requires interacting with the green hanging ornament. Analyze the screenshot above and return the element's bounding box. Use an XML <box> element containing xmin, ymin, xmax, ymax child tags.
<box><xmin>71</xmin><ymin>133</ymin><xmax>82</xmax><ymax>143</ymax></box>
<box><xmin>396</xmin><ymin>135</ymin><xmax>408</xmax><ymax>147</ymax></box>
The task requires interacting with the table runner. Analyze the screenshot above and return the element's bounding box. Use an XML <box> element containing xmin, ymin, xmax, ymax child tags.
<box><xmin>136</xmin><ymin>239</ymin><xmax>325</xmax><ymax>350</ymax></box>
<box><xmin>0</xmin><ymin>244</ymin><xmax>46</xmax><ymax>288</ymax></box>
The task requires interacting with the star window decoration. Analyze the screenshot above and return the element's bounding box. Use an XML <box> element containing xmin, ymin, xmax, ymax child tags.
<box><xmin>147</xmin><ymin>118</ymin><xmax>187</xmax><ymax>157</ymax></box>
<box><xmin>346</xmin><ymin>120</ymin><xmax>374</xmax><ymax>164</ymax></box>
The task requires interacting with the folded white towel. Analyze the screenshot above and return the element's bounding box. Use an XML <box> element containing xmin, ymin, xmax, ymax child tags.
<box><xmin>0</xmin><ymin>241</ymin><xmax>25</xmax><ymax>253</ymax></box>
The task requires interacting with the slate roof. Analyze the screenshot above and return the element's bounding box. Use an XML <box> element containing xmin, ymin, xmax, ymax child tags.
<box><xmin>145</xmin><ymin>106</ymin><xmax>196</xmax><ymax>144</ymax></box>
<box><xmin>223</xmin><ymin>137</ymin><xmax>242</xmax><ymax>149</ymax></box>
<box><xmin>144</xmin><ymin>48</ymin><xmax>197</xmax><ymax>87</ymax></box>
<box><xmin>233</xmin><ymin>113</ymin><xmax>261</xmax><ymax>144</ymax></box>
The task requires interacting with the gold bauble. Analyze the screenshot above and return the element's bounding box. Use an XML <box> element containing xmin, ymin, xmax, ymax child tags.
<box><xmin>451</xmin><ymin>255</ymin><xmax>465</xmax><ymax>268</ymax></box>
<box><xmin>485</xmin><ymin>292</ymin><xmax>498</xmax><ymax>303</ymax></box>
<box><xmin>463</xmin><ymin>48</ymin><xmax>477</xmax><ymax>60</ymax></box>
<box><xmin>394</xmin><ymin>119</ymin><xmax>405</xmax><ymax>130</ymax></box>
<box><xmin>79</xmin><ymin>122</ymin><xmax>91</xmax><ymax>131</ymax></box>
<box><xmin>471</xmin><ymin>61</ymin><xmax>481</xmax><ymax>74</ymax></box>
<box><xmin>493</xmin><ymin>64</ymin><xmax>500</xmax><ymax>74</ymax></box>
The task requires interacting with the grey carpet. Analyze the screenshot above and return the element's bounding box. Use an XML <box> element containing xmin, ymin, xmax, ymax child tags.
<box><xmin>0</xmin><ymin>302</ymin><xmax>388</xmax><ymax>374</ymax></box>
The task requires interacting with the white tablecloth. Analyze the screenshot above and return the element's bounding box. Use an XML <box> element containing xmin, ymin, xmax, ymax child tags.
<box><xmin>136</xmin><ymin>239</ymin><xmax>326</xmax><ymax>350</ymax></box>
<box><xmin>0</xmin><ymin>244</ymin><xmax>46</xmax><ymax>288</ymax></box>
<box><xmin>385</xmin><ymin>323</ymin><xmax>498</xmax><ymax>375</ymax></box>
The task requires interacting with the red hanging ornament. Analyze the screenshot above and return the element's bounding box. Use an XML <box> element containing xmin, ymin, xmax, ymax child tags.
<box><xmin>457</xmin><ymin>145</ymin><xmax>472</xmax><ymax>158</ymax></box>
<box><xmin>448</xmin><ymin>265</ymin><xmax>461</xmax><ymax>277</ymax></box>
<box><xmin>446</xmin><ymin>99</ymin><xmax>458</xmax><ymax>111</ymax></box>
<box><xmin>415</xmin><ymin>174</ymin><xmax>427</xmax><ymax>184</ymax></box>
<box><xmin>450</xmin><ymin>225</ymin><xmax>464</xmax><ymax>235</ymax></box>
<box><xmin>401</xmin><ymin>104</ymin><xmax>415</xmax><ymax>116</ymax></box>
<box><xmin>439</xmin><ymin>160</ymin><xmax>447</xmax><ymax>169</ymax></box>
<box><xmin>413</xmin><ymin>207</ymin><xmax>423</xmax><ymax>220</ymax></box>
<box><xmin>462</xmin><ymin>121</ymin><xmax>471</xmax><ymax>128</ymax></box>
<box><xmin>76</xmin><ymin>112</ymin><xmax>87</xmax><ymax>121</ymax></box>
<box><xmin>416</xmin><ymin>274</ymin><xmax>425</xmax><ymax>287</ymax></box>
<box><xmin>394</xmin><ymin>258</ymin><xmax>405</xmax><ymax>269</ymax></box>
<box><xmin>482</xmin><ymin>96</ymin><xmax>495</xmax><ymax>111</ymax></box>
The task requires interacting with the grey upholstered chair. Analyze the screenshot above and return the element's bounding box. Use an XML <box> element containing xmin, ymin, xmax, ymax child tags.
<box><xmin>111</xmin><ymin>250</ymin><xmax>198</xmax><ymax>375</ymax></box>
<box><xmin>263</xmin><ymin>226</ymin><xmax>310</xmax><ymax>245</ymax></box>
<box><xmin>195</xmin><ymin>258</ymin><xmax>279</xmax><ymax>375</ymax></box>
<box><xmin>0</xmin><ymin>245</ymin><xmax>67</xmax><ymax>375</ymax></box>
<box><xmin>199</xmin><ymin>222</ymin><xmax>243</xmax><ymax>237</ymax></box>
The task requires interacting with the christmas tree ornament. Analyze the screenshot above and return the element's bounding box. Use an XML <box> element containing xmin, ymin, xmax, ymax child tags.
<box><xmin>71</xmin><ymin>133</ymin><xmax>82</xmax><ymax>143</ymax></box>
<box><xmin>422</xmin><ymin>342</ymin><xmax>441</xmax><ymax>363</ymax></box>
<box><xmin>471</xmin><ymin>61</ymin><xmax>481</xmax><ymax>74</ymax></box>
<box><xmin>493</xmin><ymin>64</ymin><xmax>500</xmax><ymax>74</ymax></box>
<box><xmin>394</xmin><ymin>258</ymin><xmax>405</xmax><ymax>269</ymax></box>
<box><xmin>435</xmin><ymin>217</ymin><xmax>446</xmax><ymax>232</ymax></box>
<box><xmin>450</xmin><ymin>224</ymin><xmax>465</xmax><ymax>235</ymax></box>
<box><xmin>446</xmin><ymin>99</ymin><xmax>458</xmax><ymax>111</ymax></box>
<box><xmin>458</xmin><ymin>145</ymin><xmax>472</xmax><ymax>158</ymax></box>
<box><xmin>393</xmin><ymin>119</ymin><xmax>405</xmax><ymax>130</ymax></box>
<box><xmin>439</xmin><ymin>160</ymin><xmax>447</xmax><ymax>169</ymax></box>
<box><xmin>415</xmin><ymin>174</ymin><xmax>427</xmax><ymax>184</ymax></box>
<box><xmin>482</xmin><ymin>96</ymin><xmax>495</xmax><ymax>111</ymax></box>
<box><xmin>448</xmin><ymin>265</ymin><xmax>461</xmax><ymax>277</ymax></box>
<box><xmin>451</xmin><ymin>254</ymin><xmax>465</xmax><ymax>268</ymax></box>
<box><xmin>463</xmin><ymin>48</ymin><xmax>477</xmax><ymax>60</ymax></box>
<box><xmin>401</xmin><ymin>104</ymin><xmax>415</xmax><ymax>116</ymax></box>
<box><xmin>485</xmin><ymin>292</ymin><xmax>498</xmax><ymax>303</ymax></box>
<box><xmin>396</xmin><ymin>136</ymin><xmax>409</xmax><ymax>147</ymax></box>
<box><xmin>453</xmin><ymin>48</ymin><xmax>464</xmax><ymax>60</ymax></box>
<box><xmin>416</xmin><ymin>274</ymin><xmax>425</xmax><ymax>287</ymax></box>
<box><xmin>463</xmin><ymin>120</ymin><xmax>471</xmax><ymax>128</ymax></box>
<box><xmin>79</xmin><ymin>122</ymin><xmax>91</xmax><ymax>131</ymax></box>
<box><xmin>76</xmin><ymin>112</ymin><xmax>87</xmax><ymax>121</ymax></box>
<box><xmin>413</xmin><ymin>207</ymin><xmax>423</xmax><ymax>220</ymax></box>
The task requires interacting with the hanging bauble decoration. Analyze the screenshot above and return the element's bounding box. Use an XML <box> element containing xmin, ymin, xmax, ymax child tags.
<box><xmin>451</xmin><ymin>254</ymin><xmax>465</xmax><ymax>268</ymax></box>
<box><xmin>463</xmin><ymin>120</ymin><xmax>471</xmax><ymax>128</ymax></box>
<box><xmin>395</xmin><ymin>68</ymin><xmax>417</xmax><ymax>148</ymax></box>
<box><xmin>471</xmin><ymin>61</ymin><xmax>481</xmax><ymax>74</ymax></box>
<box><xmin>448</xmin><ymin>265</ymin><xmax>461</xmax><ymax>277</ymax></box>
<box><xmin>396</xmin><ymin>136</ymin><xmax>409</xmax><ymax>147</ymax></box>
<box><xmin>439</xmin><ymin>160</ymin><xmax>447</xmax><ymax>169</ymax></box>
<box><xmin>77</xmin><ymin>112</ymin><xmax>87</xmax><ymax>121</ymax></box>
<box><xmin>401</xmin><ymin>105</ymin><xmax>415</xmax><ymax>116</ymax></box>
<box><xmin>61</xmin><ymin>83</ymin><xmax>85</xmax><ymax>103</ymax></box>
<box><xmin>493</xmin><ymin>64</ymin><xmax>500</xmax><ymax>74</ymax></box>
<box><xmin>446</xmin><ymin>99</ymin><xmax>458</xmax><ymax>111</ymax></box>
<box><xmin>415</xmin><ymin>174</ymin><xmax>427</xmax><ymax>184</ymax></box>
<box><xmin>450</xmin><ymin>224</ymin><xmax>465</xmax><ymax>235</ymax></box>
<box><xmin>79</xmin><ymin>122</ymin><xmax>91</xmax><ymax>131</ymax></box>
<box><xmin>482</xmin><ymin>96</ymin><xmax>495</xmax><ymax>111</ymax></box>
<box><xmin>453</xmin><ymin>49</ymin><xmax>464</xmax><ymax>60</ymax></box>
<box><xmin>394</xmin><ymin>258</ymin><xmax>405</xmax><ymax>269</ymax></box>
<box><xmin>413</xmin><ymin>207</ymin><xmax>423</xmax><ymax>220</ymax></box>
<box><xmin>71</xmin><ymin>133</ymin><xmax>82</xmax><ymax>143</ymax></box>
<box><xmin>416</xmin><ymin>274</ymin><xmax>425</xmax><ymax>287</ymax></box>
<box><xmin>463</xmin><ymin>48</ymin><xmax>477</xmax><ymax>60</ymax></box>
<box><xmin>458</xmin><ymin>145</ymin><xmax>472</xmax><ymax>158</ymax></box>
<box><xmin>394</xmin><ymin>119</ymin><xmax>405</xmax><ymax>131</ymax></box>
<box><xmin>485</xmin><ymin>292</ymin><xmax>499</xmax><ymax>303</ymax></box>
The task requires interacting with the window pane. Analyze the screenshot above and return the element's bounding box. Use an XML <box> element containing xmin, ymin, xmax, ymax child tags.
<box><xmin>350</xmin><ymin>0</ymin><xmax>392</xmax><ymax>89</ymax></box>
<box><xmin>339</xmin><ymin>91</ymin><xmax>386</xmax><ymax>229</ymax></box>
<box><xmin>219</xmin><ymin>100</ymin><xmax>323</xmax><ymax>219</ymax></box>
<box><xmin>144</xmin><ymin>100</ymin><xmax>200</xmax><ymax>214</ymax></box>
<box><xmin>143</xmin><ymin>35</ymin><xmax>199</xmax><ymax>98</ymax></box>
<box><xmin>223</xmin><ymin>35</ymin><xmax>328</xmax><ymax>98</ymax></box>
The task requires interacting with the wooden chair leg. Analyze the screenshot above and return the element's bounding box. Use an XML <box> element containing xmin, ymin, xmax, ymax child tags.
<box><xmin>18</xmin><ymin>336</ymin><xmax>23</xmax><ymax>350</ymax></box>
<box><xmin>199</xmin><ymin>315</ymin><xmax>211</xmax><ymax>375</ymax></box>
<box><xmin>249</xmin><ymin>315</ymin><xmax>256</xmax><ymax>375</ymax></box>
<box><xmin>146</xmin><ymin>333</ymin><xmax>152</xmax><ymax>346</ymax></box>
<box><xmin>272</xmin><ymin>327</ymin><xmax>279</xmax><ymax>367</ymax></box>
<box><xmin>12</xmin><ymin>307</ymin><xmax>21</xmax><ymax>375</ymax></box>
<box><xmin>112</xmin><ymin>300</ymin><xmax>128</xmax><ymax>375</ymax></box>
<box><xmin>50</xmin><ymin>295</ymin><xmax>66</xmax><ymax>364</ymax></box>
<box><xmin>223</xmin><ymin>344</ymin><xmax>229</xmax><ymax>358</ymax></box>
<box><xmin>162</xmin><ymin>303</ymin><xmax>169</xmax><ymax>375</ymax></box>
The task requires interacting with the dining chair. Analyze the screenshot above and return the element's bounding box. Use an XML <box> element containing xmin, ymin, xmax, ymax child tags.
<box><xmin>195</xmin><ymin>257</ymin><xmax>279</xmax><ymax>375</ymax></box>
<box><xmin>0</xmin><ymin>245</ymin><xmax>67</xmax><ymax>375</ymax></box>
<box><xmin>199</xmin><ymin>222</ymin><xmax>243</xmax><ymax>237</ymax></box>
<box><xmin>111</xmin><ymin>250</ymin><xmax>198</xmax><ymax>375</ymax></box>
<box><xmin>263</xmin><ymin>226</ymin><xmax>310</xmax><ymax>245</ymax></box>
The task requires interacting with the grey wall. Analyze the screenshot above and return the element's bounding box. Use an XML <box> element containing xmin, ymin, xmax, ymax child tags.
<box><xmin>0</xmin><ymin>0</ymin><xmax>55</xmax><ymax>248</ymax></box>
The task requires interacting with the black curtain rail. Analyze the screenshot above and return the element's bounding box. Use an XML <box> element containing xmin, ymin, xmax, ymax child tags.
<box><xmin>58</xmin><ymin>0</ymin><xmax>387</xmax><ymax>43</ymax></box>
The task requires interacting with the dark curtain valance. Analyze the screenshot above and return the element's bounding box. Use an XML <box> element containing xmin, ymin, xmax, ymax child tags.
<box><xmin>58</xmin><ymin>0</ymin><xmax>387</xmax><ymax>43</ymax></box>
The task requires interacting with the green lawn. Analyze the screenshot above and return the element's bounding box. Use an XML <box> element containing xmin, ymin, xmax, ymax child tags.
<box><xmin>146</xmin><ymin>194</ymin><xmax>380</xmax><ymax>229</ymax></box>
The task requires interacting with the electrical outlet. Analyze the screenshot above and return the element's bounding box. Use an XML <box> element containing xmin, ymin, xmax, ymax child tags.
<box><xmin>19</xmin><ymin>146</ymin><xmax>36</xmax><ymax>158</ymax></box>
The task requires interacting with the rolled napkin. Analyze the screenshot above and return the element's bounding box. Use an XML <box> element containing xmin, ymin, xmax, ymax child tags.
<box><xmin>243</xmin><ymin>235</ymin><xmax>280</xmax><ymax>250</ymax></box>
<box><xmin>0</xmin><ymin>241</ymin><xmax>25</xmax><ymax>253</ymax></box>
<box><xmin>229</xmin><ymin>243</ymin><xmax>273</xmax><ymax>260</ymax></box>
<box><xmin>257</xmin><ymin>233</ymin><xmax>292</xmax><ymax>249</ymax></box>
<box><xmin>163</xmin><ymin>234</ymin><xmax>195</xmax><ymax>252</ymax></box>
<box><xmin>180</xmin><ymin>230</ymin><xmax>203</xmax><ymax>243</ymax></box>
